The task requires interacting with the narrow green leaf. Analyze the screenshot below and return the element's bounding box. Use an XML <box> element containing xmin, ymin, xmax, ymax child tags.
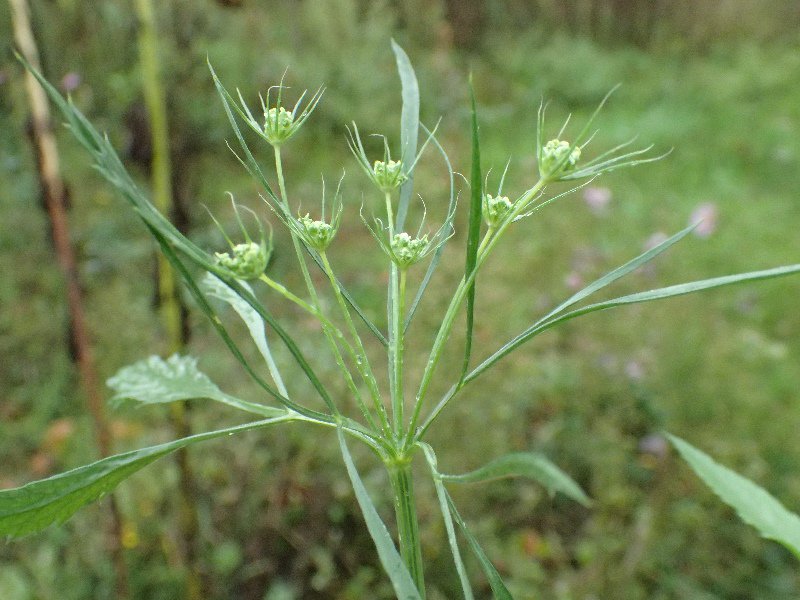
<box><xmin>669</xmin><ymin>434</ymin><xmax>800</xmax><ymax>559</ymax></box>
<box><xmin>461</xmin><ymin>78</ymin><xmax>483</xmax><ymax>381</ymax></box>
<box><xmin>420</xmin><ymin>444</ymin><xmax>475</xmax><ymax>600</ymax></box>
<box><xmin>20</xmin><ymin>58</ymin><xmax>327</xmax><ymax>407</ymax></box>
<box><xmin>21</xmin><ymin>55</ymin><xmax>211</xmax><ymax>272</ymax></box>
<box><xmin>391</xmin><ymin>39</ymin><xmax>420</xmax><ymax>231</ymax></box>
<box><xmin>441</xmin><ymin>452</ymin><xmax>591</xmax><ymax>507</ymax></box>
<box><xmin>538</xmin><ymin>222</ymin><xmax>698</xmax><ymax>324</ymax></box>
<box><xmin>468</xmin><ymin>263</ymin><xmax>800</xmax><ymax>384</ymax></box>
<box><xmin>202</xmin><ymin>274</ymin><xmax>288</xmax><ymax>397</ymax></box>
<box><xmin>336</xmin><ymin>429</ymin><xmax>423</xmax><ymax>600</ymax></box>
<box><xmin>107</xmin><ymin>354</ymin><xmax>284</xmax><ymax>418</ymax></box>
<box><xmin>404</xmin><ymin>124</ymin><xmax>456</xmax><ymax>332</ymax></box>
<box><xmin>446</xmin><ymin>492</ymin><xmax>514</xmax><ymax>600</ymax></box>
<box><xmin>0</xmin><ymin>417</ymin><xmax>291</xmax><ymax>537</ymax></box>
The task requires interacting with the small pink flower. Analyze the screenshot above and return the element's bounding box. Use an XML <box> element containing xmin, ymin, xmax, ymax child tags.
<box><xmin>643</xmin><ymin>231</ymin><xmax>668</xmax><ymax>252</ymax></box>
<box><xmin>625</xmin><ymin>360</ymin><xmax>645</xmax><ymax>381</ymax></box>
<box><xmin>583</xmin><ymin>186</ymin><xmax>612</xmax><ymax>214</ymax></box>
<box><xmin>60</xmin><ymin>72</ymin><xmax>81</xmax><ymax>92</ymax></box>
<box><xmin>638</xmin><ymin>434</ymin><xmax>669</xmax><ymax>460</ymax></box>
<box><xmin>689</xmin><ymin>202</ymin><xmax>718</xmax><ymax>238</ymax></box>
<box><xmin>564</xmin><ymin>271</ymin><xmax>583</xmax><ymax>291</ymax></box>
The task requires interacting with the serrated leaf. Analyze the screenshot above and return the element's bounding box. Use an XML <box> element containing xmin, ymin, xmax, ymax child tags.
<box><xmin>337</xmin><ymin>429</ymin><xmax>422</xmax><ymax>600</ymax></box>
<box><xmin>107</xmin><ymin>354</ymin><xmax>283</xmax><ymax>418</ymax></box>
<box><xmin>0</xmin><ymin>417</ymin><xmax>291</xmax><ymax>537</ymax></box>
<box><xmin>669</xmin><ymin>434</ymin><xmax>800</xmax><ymax>559</ymax></box>
<box><xmin>441</xmin><ymin>452</ymin><xmax>591</xmax><ymax>507</ymax></box>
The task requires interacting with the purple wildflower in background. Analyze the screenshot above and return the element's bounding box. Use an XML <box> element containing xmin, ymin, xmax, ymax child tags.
<box><xmin>643</xmin><ymin>231</ymin><xmax>668</xmax><ymax>252</ymax></box>
<box><xmin>60</xmin><ymin>72</ymin><xmax>81</xmax><ymax>92</ymax></box>
<box><xmin>583</xmin><ymin>186</ymin><xmax>612</xmax><ymax>215</ymax></box>
<box><xmin>689</xmin><ymin>202</ymin><xmax>718</xmax><ymax>238</ymax></box>
<box><xmin>564</xmin><ymin>271</ymin><xmax>583</xmax><ymax>291</ymax></box>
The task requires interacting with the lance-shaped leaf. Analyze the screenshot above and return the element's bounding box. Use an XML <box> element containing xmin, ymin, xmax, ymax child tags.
<box><xmin>107</xmin><ymin>354</ymin><xmax>284</xmax><ymax>418</ymax></box>
<box><xmin>440</xmin><ymin>452</ymin><xmax>591</xmax><ymax>507</ymax></box>
<box><xmin>467</xmin><ymin>263</ymin><xmax>800</xmax><ymax>384</ymax></box>
<box><xmin>0</xmin><ymin>417</ymin><xmax>292</xmax><ymax>537</ymax></box>
<box><xmin>391</xmin><ymin>39</ymin><xmax>420</xmax><ymax>231</ymax></box>
<box><xmin>669</xmin><ymin>434</ymin><xmax>800</xmax><ymax>560</ymax></box>
<box><xmin>336</xmin><ymin>429</ymin><xmax>422</xmax><ymax>600</ymax></box>
<box><xmin>420</xmin><ymin>443</ymin><xmax>475</xmax><ymax>600</ymax></box>
<box><xmin>446</xmin><ymin>492</ymin><xmax>514</xmax><ymax>600</ymax></box>
<box><xmin>202</xmin><ymin>273</ymin><xmax>288</xmax><ymax>397</ymax></box>
<box><xmin>461</xmin><ymin>78</ymin><xmax>483</xmax><ymax>381</ymax></box>
<box><xmin>404</xmin><ymin>124</ymin><xmax>457</xmax><ymax>332</ymax></box>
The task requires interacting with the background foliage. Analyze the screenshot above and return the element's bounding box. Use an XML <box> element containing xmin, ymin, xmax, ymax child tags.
<box><xmin>1</xmin><ymin>1</ymin><xmax>799</xmax><ymax>598</ymax></box>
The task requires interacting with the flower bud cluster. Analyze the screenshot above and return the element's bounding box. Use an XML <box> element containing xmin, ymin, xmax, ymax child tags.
<box><xmin>482</xmin><ymin>194</ymin><xmax>514</xmax><ymax>227</ymax></box>
<box><xmin>372</xmin><ymin>160</ymin><xmax>408</xmax><ymax>192</ymax></box>
<box><xmin>215</xmin><ymin>241</ymin><xmax>270</xmax><ymax>281</ymax></box>
<box><xmin>263</xmin><ymin>106</ymin><xmax>295</xmax><ymax>145</ymax></box>
<box><xmin>390</xmin><ymin>232</ymin><xmax>428</xmax><ymax>269</ymax></box>
<box><xmin>298</xmin><ymin>214</ymin><xmax>337</xmax><ymax>251</ymax></box>
<box><xmin>539</xmin><ymin>139</ymin><xmax>581</xmax><ymax>179</ymax></box>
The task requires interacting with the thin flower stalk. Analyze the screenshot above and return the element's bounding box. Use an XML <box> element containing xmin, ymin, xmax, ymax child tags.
<box><xmin>319</xmin><ymin>250</ymin><xmax>394</xmax><ymax>437</ymax></box>
<box><xmin>403</xmin><ymin>178</ymin><xmax>547</xmax><ymax>448</ymax></box>
<box><xmin>272</xmin><ymin>146</ymin><xmax>357</xmax><ymax>419</ymax></box>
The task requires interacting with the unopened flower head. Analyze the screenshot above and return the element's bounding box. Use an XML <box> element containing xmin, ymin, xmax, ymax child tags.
<box><xmin>209</xmin><ymin>195</ymin><xmax>272</xmax><ymax>280</ymax></box>
<box><xmin>373</xmin><ymin>159</ymin><xmax>407</xmax><ymax>192</ymax></box>
<box><xmin>215</xmin><ymin>241</ymin><xmax>270</xmax><ymax>280</ymax></box>
<box><xmin>346</xmin><ymin>122</ymin><xmax>438</xmax><ymax>195</ymax></box>
<box><xmin>225</xmin><ymin>71</ymin><xmax>323</xmax><ymax>148</ymax></box>
<box><xmin>298</xmin><ymin>214</ymin><xmax>337</xmax><ymax>251</ymax></box>
<box><xmin>540</xmin><ymin>139</ymin><xmax>581</xmax><ymax>179</ymax></box>
<box><xmin>390</xmin><ymin>232</ymin><xmax>428</xmax><ymax>269</ymax></box>
<box><xmin>264</xmin><ymin>106</ymin><xmax>295</xmax><ymax>144</ymax></box>
<box><xmin>482</xmin><ymin>194</ymin><xmax>514</xmax><ymax>227</ymax></box>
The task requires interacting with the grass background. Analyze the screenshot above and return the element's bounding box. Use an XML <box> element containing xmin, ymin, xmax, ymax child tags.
<box><xmin>1</xmin><ymin>1</ymin><xmax>799</xmax><ymax>598</ymax></box>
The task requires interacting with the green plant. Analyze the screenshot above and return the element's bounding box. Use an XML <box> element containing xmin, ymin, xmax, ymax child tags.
<box><xmin>4</xmin><ymin>43</ymin><xmax>800</xmax><ymax>598</ymax></box>
<box><xmin>668</xmin><ymin>435</ymin><xmax>800</xmax><ymax>560</ymax></box>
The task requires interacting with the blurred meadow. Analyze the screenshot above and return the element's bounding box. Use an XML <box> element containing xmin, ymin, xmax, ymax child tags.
<box><xmin>1</xmin><ymin>1</ymin><xmax>800</xmax><ymax>598</ymax></box>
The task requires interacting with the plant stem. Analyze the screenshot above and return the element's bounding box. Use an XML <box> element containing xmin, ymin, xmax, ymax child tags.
<box><xmin>404</xmin><ymin>179</ymin><xmax>547</xmax><ymax>447</ymax></box>
<box><xmin>384</xmin><ymin>191</ymin><xmax>406</xmax><ymax>436</ymax></box>
<box><xmin>273</xmin><ymin>145</ymin><xmax>345</xmax><ymax>415</ymax></box>
<box><xmin>392</xmin><ymin>268</ymin><xmax>407</xmax><ymax>434</ymax></box>
<box><xmin>387</xmin><ymin>458</ymin><xmax>426</xmax><ymax>596</ymax></box>
<box><xmin>318</xmin><ymin>253</ymin><xmax>392</xmax><ymax>436</ymax></box>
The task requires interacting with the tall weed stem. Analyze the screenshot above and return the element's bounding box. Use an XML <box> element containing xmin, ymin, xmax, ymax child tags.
<box><xmin>405</xmin><ymin>179</ymin><xmax>547</xmax><ymax>447</ymax></box>
<box><xmin>319</xmin><ymin>252</ymin><xmax>392</xmax><ymax>436</ymax></box>
<box><xmin>388</xmin><ymin>458</ymin><xmax>426</xmax><ymax>596</ymax></box>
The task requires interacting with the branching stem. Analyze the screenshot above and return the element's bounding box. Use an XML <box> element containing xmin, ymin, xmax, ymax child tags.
<box><xmin>319</xmin><ymin>252</ymin><xmax>392</xmax><ymax>437</ymax></box>
<box><xmin>404</xmin><ymin>178</ymin><xmax>548</xmax><ymax>448</ymax></box>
